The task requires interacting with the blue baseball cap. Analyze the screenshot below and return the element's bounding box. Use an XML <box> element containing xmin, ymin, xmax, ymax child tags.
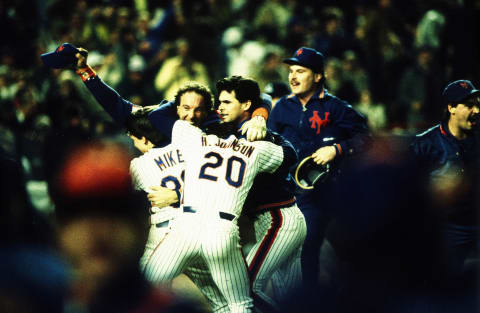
<box><xmin>284</xmin><ymin>47</ymin><xmax>324</xmax><ymax>73</ymax></box>
<box><xmin>442</xmin><ymin>80</ymin><xmax>480</xmax><ymax>103</ymax></box>
<box><xmin>41</xmin><ymin>43</ymin><xmax>79</xmax><ymax>69</ymax></box>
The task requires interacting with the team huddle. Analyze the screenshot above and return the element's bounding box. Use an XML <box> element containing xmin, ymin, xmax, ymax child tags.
<box><xmin>40</xmin><ymin>43</ymin><xmax>312</xmax><ymax>313</ymax></box>
<box><xmin>40</xmin><ymin>40</ymin><xmax>480</xmax><ymax>312</ymax></box>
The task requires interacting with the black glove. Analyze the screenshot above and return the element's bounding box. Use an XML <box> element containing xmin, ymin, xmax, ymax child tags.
<box><xmin>294</xmin><ymin>156</ymin><xmax>331</xmax><ymax>190</ymax></box>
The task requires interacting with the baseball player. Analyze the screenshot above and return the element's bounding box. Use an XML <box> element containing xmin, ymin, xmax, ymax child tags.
<box><xmin>68</xmin><ymin>45</ymin><xmax>270</xmax><ymax>141</ymax></box>
<box><xmin>125</xmin><ymin>108</ymin><xmax>231</xmax><ymax>312</ymax></box>
<box><xmin>215</xmin><ymin>76</ymin><xmax>306</xmax><ymax>312</ymax></box>
<box><xmin>143</xmin><ymin>90</ymin><xmax>298</xmax><ymax>313</ymax></box>
<box><xmin>267</xmin><ymin>47</ymin><xmax>372</xmax><ymax>287</ymax></box>
<box><xmin>124</xmin><ymin>108</ymin><xmax>183</xmax><ymax>270</ymax></box>
<box><xmin>41</xmin><ymin>44</ymin><xmax>250</xmax><ymax>312</ymax></box>
<box><xmin>409</xmin><ymin>80</ymin><xmax>480</xmax><ymax>287</ymax></box>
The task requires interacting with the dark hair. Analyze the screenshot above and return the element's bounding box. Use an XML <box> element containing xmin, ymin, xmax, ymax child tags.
<box><xmin>124</xmin><ymin>107</ymin><xmax>166</xmax><ymax>146</ymax></box>
<box><xmin>443</xmin><ymin>94</ymin><xmax>480</xmax><ymax>121</ymax></box>
<box><xmin>173</xmin><ymin>82</ymin><xmax>214</xmax><ymax>113</ymax></box>
<box><xmin>215</xmin><ymin>76</ymin><xmax>261</xmax><ymax>112</ymax></box>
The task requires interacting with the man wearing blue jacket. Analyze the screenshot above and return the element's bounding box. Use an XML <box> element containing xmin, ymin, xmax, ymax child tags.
<box><xmin>410</xmin><ymin>80</ymin><xmax>480</xmax><ymax>288</ymax></box>
<box><xmin>267</xmin><ymin>47</ymin><xmax>372</xmax><ymax>287</ymax></box>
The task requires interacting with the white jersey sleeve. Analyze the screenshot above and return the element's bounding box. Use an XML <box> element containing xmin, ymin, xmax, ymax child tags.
<box><xmin>129</xmin><ymin>145</ymin><xmax>185</xmax><ymax>212</ymax></box>
<box><xmin>252</xmin><ymin>140</ymin><xmax>284</xmax><ymax>174</ymax></box>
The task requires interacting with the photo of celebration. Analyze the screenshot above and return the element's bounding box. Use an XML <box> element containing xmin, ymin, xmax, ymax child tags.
<box><xmin>1</xmin><ymin>1</ymin><xmax>479</xmax><ymax>312</ymax></box>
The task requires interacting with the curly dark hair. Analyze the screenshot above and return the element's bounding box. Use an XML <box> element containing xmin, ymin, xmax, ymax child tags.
<box><xmin>173</xmin><ymin>82</ymin><xmax>214</xmax><ymax>114</ymax></box>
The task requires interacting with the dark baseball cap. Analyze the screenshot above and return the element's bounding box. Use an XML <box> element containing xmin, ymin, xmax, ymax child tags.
<box><xmin>284</xmin><ymin>47</ymin><xmax>324</xmax><ymax>73</ymax></box>
<box><xmin>442</xmin><ymin>80</ymin><xmax>480</xmax><ymax>103</ymax></box>
<box><xmin>41</xmin><ymin>43</ymin><xmax>79</xmax><ymax>69</ymax></box>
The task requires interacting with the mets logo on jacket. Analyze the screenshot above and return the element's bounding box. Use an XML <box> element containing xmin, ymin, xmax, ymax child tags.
<box><xmin>309</xmin><ymin>111</ymin><xmax>330</xmax><ymax>134</ymax></box>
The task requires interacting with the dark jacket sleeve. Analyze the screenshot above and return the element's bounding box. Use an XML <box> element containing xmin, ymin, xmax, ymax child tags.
<box><xmin>147</xmin><ymin>104</ymin><xmax>177</xmax><ymax>139</ymax></box>
<box><xmin>334</xmin><ymin>102</ymin><xmax>372</xmax><ymax>157</ymax></box>
<box><xmin>84</xmin><ymin>76</ymin><xmax>134</xmax><ymax>125</ymax></box>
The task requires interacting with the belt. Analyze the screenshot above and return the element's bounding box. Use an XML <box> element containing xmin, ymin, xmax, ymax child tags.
<box><xmin>183</xmin><ymin>206</ymin><xmax>236</xmax><ymax>221</ymax></box>
<box><xmin>155</xmin><ymin>220</ymin><xmax>169</xmax><ymax>228</ymax></box>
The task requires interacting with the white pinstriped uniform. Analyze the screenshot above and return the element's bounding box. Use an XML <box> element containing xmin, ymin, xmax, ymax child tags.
<box><xmin>247</xmin><ymin>205</ymin><xmax>306</xmax><ymax>310</ymax></box>
<box><xmin>144</xmin><ymin>120</ymin><xmax>286</xmax><ymax>313</ymax></box>
<box><xmin>130</xmin><ymin>145</ymin><xmax>229</xmax><ymax>313</ymax></box>
<box><xmin>130</xmin><ymin>146</ymin><xmax>184</xmax><ymax>271</ymax></box>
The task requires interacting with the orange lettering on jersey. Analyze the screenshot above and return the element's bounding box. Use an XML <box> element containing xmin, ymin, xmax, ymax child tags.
<box><xmin>309</xmin><ymin>111</ymin><xmax>330</xmax><ymax>135</ymax></box>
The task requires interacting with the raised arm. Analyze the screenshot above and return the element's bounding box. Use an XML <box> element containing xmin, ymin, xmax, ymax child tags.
<box><xmin>74</xmin><ymin>48</ymin><xmax>137</xmax><ymax>125</ymax></box>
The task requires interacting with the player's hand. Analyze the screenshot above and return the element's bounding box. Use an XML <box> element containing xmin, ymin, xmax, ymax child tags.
<box><xmin>74</xmin><ymin>47</ymin><xmax>89</xmax><ymax>69</ymax></box>
<box><xmin>311</xmin><ymin>146</ymin><xmax>337</xmax><ymax>165</ymax></box>
<box><xmin>239</xmin><ymin>116</ymin><xmax>267</xmax><ymax>141</ymax></box>
<box><xmin>147</xmin><ymin>186</ymin><xmax>179</xmax><ymax>208</ymax></box>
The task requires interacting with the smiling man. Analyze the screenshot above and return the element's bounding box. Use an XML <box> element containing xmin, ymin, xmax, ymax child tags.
<box><xmin>410</xmin><ymin>79</ymin><xmax>480</xmax><ymax>288</ymax></box>
<box><xmin>215</xmin><ymin>76</ymin><xmax>306</xmax><ymax>312</ymax></box>
<box><xmin>267</xmin><ymin>47</ymin><xmax>371</xmax><ymax>287</ymax></box>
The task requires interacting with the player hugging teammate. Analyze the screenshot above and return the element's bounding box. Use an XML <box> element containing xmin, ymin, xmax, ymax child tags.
<box><xmin>41</xmin><ymin>43</ymin><xmax>308</xmax><ymax>313</ymax></box>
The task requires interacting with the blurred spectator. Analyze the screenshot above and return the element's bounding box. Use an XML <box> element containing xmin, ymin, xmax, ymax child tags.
<box><xmin>356</xmin><ymin>0</ymin><xmax>414</xmax><ymax>106</ymax></box>
<box><xmin>414</xmin><ymin>9</ymin><xmax>446</xmax><ymax>52</ymax></box>
<box><xmin>337</xmin><ymin>50</ymin><xmax>368</xmax><ymax>104</ymax></box>
<box><xmin>354</xmin><ymin>90</ymin><xmax>387</xmax><ymax>134</ymax></box>
<box><xmin>154</xmin><ymin>38</ymin><xmax>210</xmax><ymax>101</ymax></box>
<box><xmin>264</xmin><ymin>81</ymin><xmax>290</xmax><ymax>108</ymax></box>
<box><xmin>0</xmin><ymin>150</ymin><xmax>65</xmax><ymax>313</ymax></box>
<box><xmin>171</xmin><ymin>0</ymin><xmax>232</xmax><ymax>82</ymax></box>
<box><xmin>323</xmin><ymin>57</ymin><xmax>343</xmax><ymax>95</ymax></box>
<box><xmin>394</xmin><ymin>46</ymin><xmax>444</xmax><ymax>132</ymax></box>
<box><xmin>250</xmin><ymin>49</ymin><xmax>288</xmax><ymax>91</ymax></box>
<box><xmin>283</xmin><ymin>3</ymin><xmax>314</xmax><ymax>53</ymax></box>
<box><xmin>222</xmin><ymin>25</ymin><xmax>275</xmax><ymax>79</ymax></box>
<box><xmin>90</xmin><ymin>51</ymin><xmax>124</xmax><ymax>89</ymax></box>
<box><xmin>312</xmin><ymin>6</ymin><xmax>356</xmax><ymax>59</ymax></box>
<box><xmin>117</xmin><ymin>54</ymin><xmax>160</xmax><ymax>105</ymax></box>
<box><xmin>50</xmin><ymin>140</ymin><xmax>203</xmax><ymax>313</ymax></box>
<box><xmin>252</xmin><ymin>0</ymin><xmax>294</xmax><ymax>44</ymax></box>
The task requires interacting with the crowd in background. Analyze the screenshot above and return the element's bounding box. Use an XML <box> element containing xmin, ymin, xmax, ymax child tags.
<box><xmin>0</xmin><ymin>0</ymin><xmax>477</xmax><ymax>224</ymax></box>
<box><xmin>1</xmin><ymin>0</ymin><xmax>479</xmax><ymax>311</ymax></box>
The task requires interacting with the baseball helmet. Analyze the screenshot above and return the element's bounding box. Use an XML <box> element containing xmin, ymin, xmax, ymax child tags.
<box><xmin>294</xmin><ymin>156</ymin><xmax>331</xmax><ymax>190</ymax></box>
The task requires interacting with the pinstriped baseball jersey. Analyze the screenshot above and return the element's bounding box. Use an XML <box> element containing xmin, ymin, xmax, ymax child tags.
<box><xmin>173</xmin><ymin>120</ymin><xmax>285</xmax><ymax>216</ymax></box>
<box><xmin>130</xmin><ymin>146</ymin><xmax>230</xmax><ymax>312</ymax></box>
<box><xmin>145</xmin><ymin>120</ymin><xmax>287</xmax><ymax>313</ymax></box>
<box><xmin>130</xmin><ymin>146</ymin><xmax>184</xmax><ymax>270</ymax></box>
<box><xmin>130</xmin><ymin>145</ymin><xmax>184</xmax><ymax>213</ymax></box>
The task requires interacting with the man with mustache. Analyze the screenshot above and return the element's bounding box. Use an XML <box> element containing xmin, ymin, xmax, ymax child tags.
<box><xmin>410</xmin><ymin>79</ymin><xmax>480</xmax><ymax>289</ymax></box>
<box><xmin>267</xmin><ymin>47</ymin><xmax>372</xmax><ymax>287</ymax></box>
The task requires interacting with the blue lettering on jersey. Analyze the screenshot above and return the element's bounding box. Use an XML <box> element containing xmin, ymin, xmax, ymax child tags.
<box><xmin>154</xmin><ymin>149</ymin><xmax>185</xmax><ymax>171</ymax></box>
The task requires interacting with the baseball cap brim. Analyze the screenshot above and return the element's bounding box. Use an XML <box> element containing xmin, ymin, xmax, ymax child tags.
<box><xmin>456</xmin><ymin>89</ymin><xmax>480</xmax><ymax>103</ymax></box>
<box><xmin>283</xmin><ymin>57</ymin><xmax>301</xmax><ymax>65</ymax></box>
<box><xmin>283</xmin><ymin>57</ymin><xmax>323</xmax><ymax>73</ymax></box>
<box><xmin>41</xmin><ymin>52</ymin><xmax>77</xmax><ymax>69</ymax></box>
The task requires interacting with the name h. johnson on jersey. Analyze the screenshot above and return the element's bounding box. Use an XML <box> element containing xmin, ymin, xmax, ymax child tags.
<box><xmin>201</xmin><ymin>135</ymin><xmax>255</xmax><ymax>158</ymax></box>
<box><xmin>154</xmin><ymin>149</ymin><xmax>184</xmax><ymax>171</ymax></box>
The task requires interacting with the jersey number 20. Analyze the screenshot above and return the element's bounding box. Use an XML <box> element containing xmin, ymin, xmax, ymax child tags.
<box><xmin>199</xmin><ymin>152</ymin><xmax>246</xmax><ymax>187</ymax></box>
